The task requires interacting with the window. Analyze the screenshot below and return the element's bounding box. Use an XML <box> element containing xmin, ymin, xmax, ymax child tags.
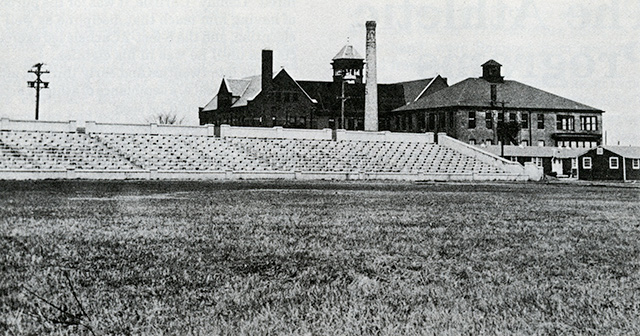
<box><xmin>597</xmin><ymin>148</ymin><xmax>604</xmax><ymax>155</ymax></box>
<box><xmin>498</xmin><ymin>112</ymin><xmax>504</xmax><ymax>123</ymax></box>
<box><xmin>538</xmin><ymin>140</ymin><xmax>545</xmax><ymax>147</ymax></box>
<box><xmin>633</xmin><ymin>159</ymin><xmax>639</xmax><ymax>169</ymax></box>
<box><xmin>485</xmin><ymin>111</ymin><xmax>493</xmax><ymax>129</ymax></box>
<box><xmin>572</xmin><ymin>158</ymin><xmax>577</xmax><ymax>169</ymax></box>
<box><xmin>521</xmin><ymin>113</ymin><xmax>529</xmax><ymax>129</ymax></box>
<box><xmin>609</xmin><ymin>157</ymin><xmax>619</xmax><ymax>169</ymax></box>
<box><xmin>448</xmin><ymin>111</ymin><xmax>454</xmax><ymax>128</ymax></box>
<box><xmin>557</xmin><ymin>116</ymin><xmax>575</xmax><ymax>131</ymax></box>
<box><xmin>583</xmin><ymin>157</ymin><xmax>592</xmax><ymax>169</ymax></box>
<box><xmin>468</xmin><ymin>111</ymin><xmax>476</xmax><ymax>129</ymax></box>
<box><xmin>439</xmin><ymin>112</ymin><xmax>446</xmax><ymax>129</ymax></box>
<box><xmin>509</xmin><ymin>113</ymin><xmax>516</xmax><ymax>122</ymax></box>
<box><xmin>580</xmin><ymin>116</ymin><xmax>597</xmax><ymax>131</ymax></box>
<box><xmin>469</xmin><ymin>139</ymin><xmax>476</xmax><ymax>145</ymax></box>
<box><xmin>537</xmin><ymin>114</ymin><xmax>545</xmax><ymax>129</ymax></box>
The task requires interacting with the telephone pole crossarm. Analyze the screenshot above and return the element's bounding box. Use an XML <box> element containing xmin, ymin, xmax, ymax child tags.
<box><xmin>27</xmin><ymin>63</ymin><xmax>49</xmax><ymax>120</ymax></box>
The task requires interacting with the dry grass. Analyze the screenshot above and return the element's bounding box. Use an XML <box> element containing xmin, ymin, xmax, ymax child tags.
<box><xmin>1</xmin><ymin>180</ymin><xmax>639</xmax><ymax>335</ymax></box>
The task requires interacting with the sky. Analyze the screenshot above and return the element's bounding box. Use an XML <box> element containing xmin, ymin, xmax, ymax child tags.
<box><xmin>1</xmin><ymin>0</ymin><xmax>638</xmax><ymax>145</ymax></box>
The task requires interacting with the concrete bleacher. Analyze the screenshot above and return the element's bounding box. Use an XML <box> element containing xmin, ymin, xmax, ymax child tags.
<box><xmin>0</xmin><ymin>119</ymin><xmax>533</xmax><ymax>181</ymax></box>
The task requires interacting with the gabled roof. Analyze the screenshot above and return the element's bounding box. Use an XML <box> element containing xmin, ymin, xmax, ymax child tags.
<box><xmin>202</xmin><ymin>78</ymin><xmax>253</xmax><ymax>112</ymax></box>
<box><xmin>603</xmin><ymin>146</ymin><xmax>640</xmax><ymax>158</ymax></box>
<box><xmin>202</xmin><ymin>95</ymin><xmax>218</xmax><ymax>111</ymax></box>
<box><xmin>390</xmin><ymin>78</ymin><xmax>438</xmax><ymax>104</ymax></box>
<box><xmin>332</xmin><ymin>45</ymin><xmax>363</xmax><ymax>60</ymax></box>
<box><xmin>204</xmin><ymin>69</ymin><xmax>319</xmax><ymax>111</ymax></box>
<box><xmin>481</xmin><ymin>145</ymin><xmax>589</xmax><ymax>158</ymax></box>
<box><xmin>232</xmin><ymin>75</ymin><xmax>263</xmax><ymax>107</ymax></box>
<box><xmin>225</xmin><ymin>78</ymin><xmax>251</xmax><ymax>97</ymax></box>
<box><xmin>394</xmin><ymin>78</ymin><xmax>602</xmax><ymax>112</ymax></box>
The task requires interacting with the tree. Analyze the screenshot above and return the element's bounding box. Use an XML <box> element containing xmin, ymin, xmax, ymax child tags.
<box><xmin>146</xmin><ymin>112</ymin><xmax>184</xmax><ymax>125</ymax></box>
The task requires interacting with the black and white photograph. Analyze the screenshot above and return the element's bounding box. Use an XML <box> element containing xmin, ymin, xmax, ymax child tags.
<box><xmin>1</xmin><ymin>1</ymin><xmax>639</xmax><ymax>334</ymax></box>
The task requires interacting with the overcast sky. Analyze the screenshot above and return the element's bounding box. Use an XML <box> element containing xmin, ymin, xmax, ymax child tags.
<box><xmin>1</xmin><ymin>0</ymin><xmax>638</xmax><ymax>145</ymax></box>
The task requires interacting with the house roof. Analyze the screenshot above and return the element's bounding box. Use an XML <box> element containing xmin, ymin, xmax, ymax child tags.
<box><xmin>481</xmin><ymin>145</ymin><xmax>589</xmax><ymax>158</ymax></box>
<box><xmin>394</xmin><ymin>77</ymin><xmax>602</xmax><ymax>112</ymax></box>
<box><xmin>604</xmin><ymin>146</ymin><xmax>640</xmax><ymax>158</ymax></box>
<box><xmin>332</xmin><ymin>45</ymin><xmax>363</xmax><ymax>60</ymax></box>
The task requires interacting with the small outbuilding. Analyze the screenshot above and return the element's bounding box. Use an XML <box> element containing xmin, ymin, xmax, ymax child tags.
<box><xmin>480</xmin><ymin>145</ymin><xmax>586</xmax><ymax>177</ymax></box>
<box><xmin>578</xmin><ymin>146</ymin><xmax>640</xmax><ymax>181</ymax></box>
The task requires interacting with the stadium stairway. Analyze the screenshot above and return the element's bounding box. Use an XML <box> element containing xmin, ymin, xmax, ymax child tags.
<box><xmin>0</xmin><ymin>127</ymin><xmax>529</xmax><ymax>181</ymax></box>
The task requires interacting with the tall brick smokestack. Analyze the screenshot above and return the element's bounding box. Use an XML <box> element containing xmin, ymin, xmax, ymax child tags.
<box><xmin>364</xmin><ymin>21</ymin><xmax>378</xmax><ymax>131</ymax></box>
<box><xmin>262</xmin><ymin>49</ymin><xmax>273</xmax><ymax>93</ymax></box>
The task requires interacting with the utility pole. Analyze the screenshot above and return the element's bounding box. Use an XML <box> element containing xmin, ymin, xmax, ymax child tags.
<box><xmin>27</xmin><ymin>63</ymin><xmax>49</xmax><ymax>120</ymax></box>
<box><xmin>500</xmin><ymin>101</ymin><xmax>506</xmax><ymax>158</ymax></box>
<box><xmin>338</xmin><ymin>76</ymin><xmax>351</xmax><ymax>129</ymax></box>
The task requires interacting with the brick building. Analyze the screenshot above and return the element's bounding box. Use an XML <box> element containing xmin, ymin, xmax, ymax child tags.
<box><xmin>390</xmin><ymin>60</ymin><xmax>604</xmax><ymax>148</ymax></box>
<box><xmin>198</xmin><ymin>48</ymin><xmax>448</xmax><ymax>130</ymax></box>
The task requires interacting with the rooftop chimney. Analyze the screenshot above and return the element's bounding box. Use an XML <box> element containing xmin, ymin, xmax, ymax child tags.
<box><xmin>364</xmin><ymin>21</ymin><xmax>378</xmax><ymax>131</ymax></box>
<box><xmin>262</xmin><ymin>49</ymin><xmax>273</xmax><ymax>93</ymax></box>
<box><xmin>490</xmin><ymin>84</ymin><xmax>497</xmax><ymax>105</ymax></box>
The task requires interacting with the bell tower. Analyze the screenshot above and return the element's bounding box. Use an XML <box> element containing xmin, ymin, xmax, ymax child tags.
<box><xmin>331</xmin><ymin>44</ymin><xmax>364</xmax><ymax>84</ymax></box>
<box><xmin>481</xmin><ymin>60</ymin><xmax>504</xmax><ymax>83</ymax></box>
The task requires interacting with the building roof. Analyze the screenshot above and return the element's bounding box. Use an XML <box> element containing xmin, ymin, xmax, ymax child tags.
<box><xmin>202</xmin><ymin>95</ymin><xmax>218</xmax><ymax>111</ymax></box>
<box><xmin>481</xmin><ymin>145</ymin><xmax>589</xmax><ymax>158</ymax></box>
<box><xmin>203</xmin><ymin>69</ymin><xmax>320</xmax><ymax>112</ymax></box>
<box><xmin>603</xmin><ymin>146</ymin><xmax>640</xmax><ymax>158</ymax></box>
<box><xmin>482</xmin><ymin>59</ymin><xmax>502</xmax><ymax>67</ymax></box>
<box><xmin>225</xmin><ymin>78</ymin><xmax>252</xmax><ymax>96</ymax></box>
<box><xmin>393</xmin><ymin>78</ymin><xmax>439</xmax><ymax>104</ymax></box>
<box><xmin>394</xmin><ymin>77</ymin><xmax>602</xmax><ymax>112</ymax></box>
<box><xmin>297</xmin><ymin>76</ymin><xmax>445</xmax><ymax>114</ymax></box>
<box><xmin>332</xmin><ymin>45</ymin><xmax>363</xmax><ymax>60</ymax></box>
<box><xmin>232</xmin><ymin>75</ymin><xmax>263</xmax><ymax>107</ymax></box>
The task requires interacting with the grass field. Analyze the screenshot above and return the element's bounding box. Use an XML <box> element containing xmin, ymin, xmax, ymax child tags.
<box><xmin>1</xmin><ymin>180</ymin><xmax>639</xmax><ymax>335</ymax></box>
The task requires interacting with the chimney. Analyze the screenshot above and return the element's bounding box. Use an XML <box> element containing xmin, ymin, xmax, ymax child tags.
<box><xmin>490</xmin><ymin>84</ymin><xmax>497</xmax><ymax>105</ymax></box>
<box><xmin>364</xmin><ymin>21</ymin><xmax>378</xmax><ymax>131</ymax></box>
<box><xmin>262</xmin><ymin>49</ymin><xmax>273</xmax><ymax>93</ymax></box>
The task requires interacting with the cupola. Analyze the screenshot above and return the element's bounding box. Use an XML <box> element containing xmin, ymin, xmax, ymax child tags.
<box><xmin>481</xmin><ymin>60</ymin><xmax>504</xmax><ymax>83</ymax></box>
<box><xmin>331</xmin><ymin>45</ymin><xmax>364</xmax><ymax>84</ymax></box>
